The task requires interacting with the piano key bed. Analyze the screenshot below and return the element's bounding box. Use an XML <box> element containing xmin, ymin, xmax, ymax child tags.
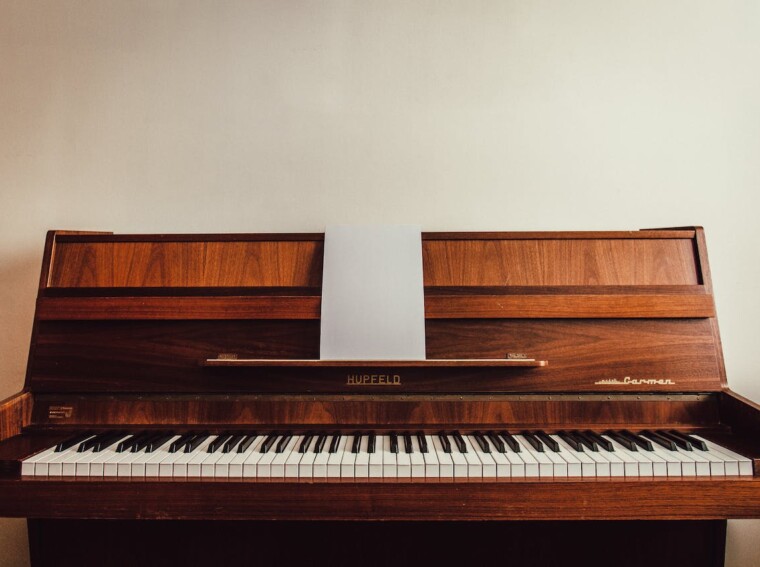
<box><xmin>20</xmin><ymin>430</ymin><xmax>754</xmax><ymax>480</ymax></box>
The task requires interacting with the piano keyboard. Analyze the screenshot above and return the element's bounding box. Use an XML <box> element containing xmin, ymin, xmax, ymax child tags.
<box><xmin>21</xmin><ymin>430</ymin><xmax>753</xmax><ymax>479</ymax></box>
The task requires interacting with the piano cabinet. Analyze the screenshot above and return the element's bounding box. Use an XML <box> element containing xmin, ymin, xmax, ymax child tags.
<box><xmin>2</xmin><ymin>228</ymin><xmax>760</xmax><ymax>567</ymax></box>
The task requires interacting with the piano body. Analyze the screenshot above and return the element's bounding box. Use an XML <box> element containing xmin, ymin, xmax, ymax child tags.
<box><xmin>1</xmin><ymin>228</ymin><xmax>760</xmax><ymax>566</ymax></box>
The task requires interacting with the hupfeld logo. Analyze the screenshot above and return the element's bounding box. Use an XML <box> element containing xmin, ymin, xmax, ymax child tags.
<box><xmin>346</xmin><ymin>374</ymin><xmax>402</xmax><ymax>386</ymax></box>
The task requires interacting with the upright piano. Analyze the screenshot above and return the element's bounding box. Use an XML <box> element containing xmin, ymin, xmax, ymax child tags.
<box><xmin>1</xmin><ymin>228</ymin><xmax>760</xmax><ymax>566</ymax></box>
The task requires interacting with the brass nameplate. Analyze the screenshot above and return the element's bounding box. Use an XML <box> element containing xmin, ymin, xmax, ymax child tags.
<box><xmin>594</xmin><ymin>376</ymin><xmax>676</xmax><ymax>386</ymax></box>
<box><xmin>347</xmin><ymin>374</ymin><xmax>402</xmax><ymax>386</ymax></box>
<box><xmin>48</xmin><ymin>405</ymin><xmax>73</xmax><ymax>419</ymax></box>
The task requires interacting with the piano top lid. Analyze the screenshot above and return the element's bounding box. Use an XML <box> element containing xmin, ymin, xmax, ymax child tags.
<box><xmin>23</xmin><ymin>227</ymin><xmax>727</xmax><ymax>395</ymax></box>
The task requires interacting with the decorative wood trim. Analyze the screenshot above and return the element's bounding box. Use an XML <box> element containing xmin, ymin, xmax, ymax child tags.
<box><xmin>36</xmin><ymin>293</ymin><xmax>715</xmax><ymax>320</ymax></box>
<box><xmin>0</xmin><ymin>393</ymin><xmax>32</xmax><ymax>442</ymax></box>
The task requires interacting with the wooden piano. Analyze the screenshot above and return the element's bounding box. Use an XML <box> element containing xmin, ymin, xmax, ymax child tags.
<box><xmin>1</xmin><ymin>228</ymin><xmax>760</xmax><ymax>566</ymax></box>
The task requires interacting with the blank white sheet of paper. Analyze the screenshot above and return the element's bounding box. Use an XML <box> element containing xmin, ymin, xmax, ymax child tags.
<box><xmin>319</xmin><ymin>225</ymin><xmax>426</xmax><ymax>360</ymax></box>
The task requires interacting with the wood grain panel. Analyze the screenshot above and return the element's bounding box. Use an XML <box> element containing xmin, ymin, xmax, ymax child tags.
<box><xmin>36</xmin><ymin>292</ymin><xmax>715</xmax><ymax>320</ymax></box>
<box><xmin>423</xmin><ymin>238</ymin><xmax>699</xmax><ymax>286</ymax></box>
<box><xmin>1</xmin><ymin>478</ymin><xmax>760</xmax><ymax>520</ymax></box>
<box><xmin>0</xmin><ymin>393</ymin><xmax>32</xmax><ymax>442</ymax></box>
<box><xmin>29</xmin><ymin>395</ymin><xmax>718</xmax><ymax>428</ymax></box>
<box><xmin>49</xmin><ymin>241</ymin><xmax>324</xmax><ymax>288</ymax></box>
<box><xmin>27</xmin><ymin>319</ymin><xmax>722</xmax><ymax>393</ymax></box>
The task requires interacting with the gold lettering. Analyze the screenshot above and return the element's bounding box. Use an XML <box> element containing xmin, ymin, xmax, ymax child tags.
<box><xmin>346</xmin><ymin>373</ymin><xmax>402</xmax><ymax>386</ymax></box>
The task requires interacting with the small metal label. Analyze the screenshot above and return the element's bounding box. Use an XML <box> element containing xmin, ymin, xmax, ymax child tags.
<box><xmin>48</xmin><ymin>405</ymin><xmax>73</xmax><ymax>419</ymax></box>
<box><xmin>506</xmin><ymin>353</ymin><xmax>529</xmax><ymax>359</ymax></box>
<box><xmin>346</xmin><ymin>374</ymin><xmax>402</xmax><ymax>386</ymax></box>
<box><xmin>594</xmin><ymin>376</ymin><xmax>676</xmax><ymax>386</ymax></box>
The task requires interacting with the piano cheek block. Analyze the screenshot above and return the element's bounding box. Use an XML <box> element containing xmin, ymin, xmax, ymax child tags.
<box><xmin>1</xmin><ymin>227</ymin><xmax>760</xmax><ymax>567</ymax></box>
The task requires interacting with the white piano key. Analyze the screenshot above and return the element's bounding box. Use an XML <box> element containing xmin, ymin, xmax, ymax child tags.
<box><xmin>594</xmin><ymin>445</ymin><xmax>625</xmax><ymax>477</ymax></box>
<box><xmin>225</xmin><ymin>438</ymin><xmax>259</xmax><ymax>478</ymax></box>
<box><xmin>168</xmin><ymin>436</ymin><xmax>215</xmax><ymax>478</ymax></box>
<box><xmin>512</xmin><ymin>437</ymin><xmax>540</xmax><ymax>478</ymax></box>
<box><xmin>692</xmin><ymin>436</ymin><xmax>753</xmax><ymax>476</ymax></box>
<box><xmin>297</xmin><ymin>437</ymin><xmax>319</xmax><ymax>479</ymax></box>
<box><xmin>485</xmin><ymin>441</ymin><xmax>512</xmax><ymax>478</ymax></box>
<box><xmin>409</xmin><ymin>436</ymin><xmax>425</xmax><ymax>478</ymax></box>
<box><xmin>395</xmin><ymin>441</ymin><xmax>412</xmax><ymax>479</ymax></box>
<box><xmin>368</xmin><ymin>436</ymin><xmax>383</xmax><ymax>478</ymax></box>
<box><xmin>516</xmin><ymin>436</ymin><xmax>554</xmax><ymax>478</ymax></box>
<box><xmin>580</xmin><ymin>445</ymin><xmax>611</xmax><ymax>477</ymax></box>
<box><xmin>187</xmin><ymin>436</ymin><xmax>220</xmax><ymax>477</ymax></box>
<box><xmin>354</xmin><ymin>435</ymin><xmax>370</xmax><ymax>478</ymax></box>
<box><xmin>72</xmin><ymin>444</ymin><xmax>118</xmax><ymax>477</ymax></box>
<box><xmin>647</xmin><ymin>443</ymin><xmax>683</xmax><ymax>477</ymax></box>
<box><xmin>214</xmin><ymin>441</ymin><xmax>251</xmax><ymax>479</ymax></box>
<box><xmin>140</xmin><ymin>436</ymin><xmax>180</xmax><ymax>477</ymax></box>
<box><xmin>201</xmin><ymin>445</ymin><xmax>230</xmax><ymax>478</ymax></box>
<box><xmin>502</xmin><ymin>444</ymin><xmax>526</xmax><ymax>478</ymax></box>
<box><xmin>40</xmin><ymin>445</ymin><xmax>82</xmax><ymax>477</ymax></box>
<box><xmin>282</xmin><ymin>436</ymin><xmax>304</xmax><ymax>478</ymax></box>
<box><xmin>240</xmin><ymin>437</ymin><xmax>268</xmax><ymax>478</ymax></box>
<box><xmin>464</xmin><ymin>435</ymin><xmax>495</xmax><ymax>477</ymax></box>
<box><xmin>21</xmin><ymin>446</ymin><xmax>59</xmax><ymax>476</ymax></box>
<box><xmin>446</xmin><ymin>437</ymin><xmax>469</xmax><ymax>478</ymax></box>
<box><xmin>422</xmin><ymin>435</ymin><xmax>442</xmax><ymax>478</ymax></box>
<box><xmin>542</xmin><ymin>446</ymin><xmax>569</xmax><ymax>478</ymax></box>
<box><xmin>603</xmin><ymin>436</ymin><xmax>650</xmax><ymax>477</ymax></box>
<box><xmin>381</xmin><ymin>435</ymin><xmax>398</xmax><ymax>478</ymax></box>
<box><xmin>270</xmin><ymin>436</ymin><xmax>297</xmax><ymax>477</ymax></box>
<box><xmin>547</xmin><ymin>437</ymin><xmax>582</xmax><ymax>477</ymax></box>
<box><xmin>327</xmin><ymin>435</ymin><xmax>348</xmax><ymax>478</ymax></box>
<box><xmin>553</xmin><ymin>437</ymin><xmax>595</xmax><ymax>477</ymax></box>
<box><xmin>340</xmin><ymin>436</ymin><xmax>357</xmax><ymax>479</ymax></box>
<box><xmin>117</xmin><ymin>448</ymin><xmax>150</xmax><ymax>478</ymax></box>
<box><xmin>312</xmin><ymin>436</ymin><xmax>332</xmax><ymax>478</ymax></box>
<box><xmin>430</xmin><ymin>435</ymin><xmax>453</xmax><ymax>478</ymax></box>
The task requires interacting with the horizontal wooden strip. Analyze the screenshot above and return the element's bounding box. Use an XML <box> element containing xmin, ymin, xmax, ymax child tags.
<box><xmin>425</xmin><ymin>294</ymin><xmax>717</xmax><ymax>319</ymax></box>
<box><xmin>37</xmin><ymin>294</ymin><xmax>715</xmax><ymax>320</ymax></box>
<box><xmin>54</xmin><ymin>230</ymin><xmax>696</xmax><ymax>243</ymax></box>
<box><xmin>202</xmin><ymin>359</ymin><xmax>547</xmax><ymax>367</ymax></box>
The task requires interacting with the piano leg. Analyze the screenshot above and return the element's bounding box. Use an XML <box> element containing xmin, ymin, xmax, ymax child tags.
<box><xmin>27</xmin><ymin>519</ymin><xmax>727</xmax><ymax>567</ymax></box>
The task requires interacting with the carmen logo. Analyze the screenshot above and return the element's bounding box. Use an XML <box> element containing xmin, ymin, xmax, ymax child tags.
<box><xmin>346</xmin><ymin>374</ymin><xmax>401</xmax><ymax>386</ymax></box>
<box><xmin>594</xmin><ymin>376</ymin><xmax>675</xmax><ymax>386</ymax></box>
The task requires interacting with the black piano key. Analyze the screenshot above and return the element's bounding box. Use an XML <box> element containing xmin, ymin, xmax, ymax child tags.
<box><xmin>276</xmin><ymin>433</ymin><xmax>293</xmax><ymax>453</ymax></box>
<box><xmin>260</xmin><ymin>433</ymin><xmax>278</xmax><ymax>454</ymax></box>
<box><xmin>656</xmin><ymin>430</ymin><xmax>693</xmax><ymax>451</ymax></box>
<box><xmin>452</xmin><ymin>432</ymin><xmax>467</xmax><ymax>453</ymax></box>
<box><xmin>641</xmin><ymin>430</ymin><xmax>677</xmax><ymax>451</ymax></box>
<box><xmin>56</xmin><ymin>432</ymin><xmax>95</xmax><ymax>453</ymax></box>
<box><xmin>535</xmin><ymin>431</ymin><xmax>560</xmax><ymax>452</ymax></box>
<box><xmin>416</xmin><ymin>432</ymin><xmax>429</xmax><ymax>453</ymax></box>
<box><xmin>521</xmin><ymin>431</ymin><xmax>544</xmax><ymax>452</ymax></box>
<box><xmin>390</xmin><ymin>432</ymin><xmax>399</xmax><ymax>454</ymax></box>
<box><xmin>184</xmin><ymin>434</ymin><xmax>209</xmax><ymax>453</ymax></box>
<box><xmin>487</xmin><ymin>432</ymin><xmax>506</xmax><ymax>453</ymax></box>
<box><xmin>473</xmin><ymin>432</ymin><xmax>491</xmax><ymax>453</ymax></box>
<box><xmin>403</xmin><ymin>433</ymin><xmax>413</xmax><ymax>454</ymax></box>
<box><xmin>299</xmin><ymin>433</ymin><xmax>315</xmax><ymax>454</ymax></box>
<box><xmin>208</xmin><ymin>434</ymin><xmax>232</xmax><ymax>454</ymax></box>
<box><xmin>573</xmin><ymin>431</ymin><xmax>598</xmax><ymax>452</ymax></box>
<box><xmin>93</xmin><ymin>432</ymin><xmax>128</xmax><ymax>453</ymax></box>
<box><xmin>605</xmin><ymin>431</ymin><xmax>638</xmax><ymax>451</ymax></box>
<box><xmin>583</xmin><ymin>431</ymin><xmax>613</xmax><ymax>452</ymax></box>
<box><xmin>438</xmin><ymin>433</ymin><xmax>452</xmax><ymax>453</ymax></box>
<box><xmin>133</xmin><ymin>432</ymin><xmax>165</xmax><ymax>453</ymax></box>
<box><xmin>146</xmin><ymin>433</ymin><xmax>174</xmax><ymax>453</ymax></box>
<box><xmin>78</xmin><ymin>432</ymin><xmax>112</xmax><ymax>453</ymax></box>
<box><xmin>621</xmin><ymin>430</ymin><xmax>653</xmax><ymax>451</ymax></box>
<box><xmin>557</xmin><ymin>431</ymin><xmax>584</xmax><ymax>452</ymax></box>
<box><xmin>117</xmin><ymin>432</ymin><xmax>148</xmax><ymax>453</ymax></box>
<box><xmin>328</xmin><ymin>432</ymin><xmax>342</xmax><ymax>453</ymax></box>
<box><xmin>169</xmin><ymin>432</ymin><xmax>196</xmax><ymax>453</ymax></box>
<box><xmin>313</xmin><ymin>434</ymin><xmax>327</xmax><ymax>454</ymax></box>
<box><xmin>223</xmin><ymin>434</ymin><xmax>245</xmax><ymax>453</ymax></box>
<box><xmin>351</xmin><ymin>433</ymin><xmax>362</xmax><ymax>454</ymax></box>
<box><xmin>237</xmin><ymin>434</ymin><xmax>258</xmax><ymax>453</ymax></box>
<box><xmin>668</xmin><ymin>430</ymin><xmax>708</xmax><ymax>451</ymax></box>
<box><xmin>499</xmin><ymin>431</ymin><xmax>521</xmax><ymax>453</ymax></box>
<box><xmin>367</xmin><ymin>432</ymin><xmax>376</xmax><ymax>454</ymax></box>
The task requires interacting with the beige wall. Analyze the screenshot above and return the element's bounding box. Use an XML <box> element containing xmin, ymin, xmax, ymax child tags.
<box><xmin>2</xmin><ymin>1</ymin><xmax>759</xmax><ymax>565</ymax></box>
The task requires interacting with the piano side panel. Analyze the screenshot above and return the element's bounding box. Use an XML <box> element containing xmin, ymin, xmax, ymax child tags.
<box><xmin>27</xmin><ymin>318</ymin><xmax>721</xmax><ymax>393</ymax></box>
<box><xmin>0</xmin><ymin>392</ymin><xmax>32</xmax><ymax>442</ymax></box>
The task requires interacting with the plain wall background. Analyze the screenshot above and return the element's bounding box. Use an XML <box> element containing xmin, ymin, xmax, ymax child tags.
<box><xmin>1</xmin><ymin>1</ymin><xmax>759</xmax><ymax>565</ymax></box>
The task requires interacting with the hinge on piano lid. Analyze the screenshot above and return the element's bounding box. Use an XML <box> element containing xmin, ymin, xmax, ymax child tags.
<box><xmin>506</xmin><ymin>353</ymin><xmax>532</xmax><ymax>360</ymax></box>
<box><xmin>216</xmin><ymin>353</ymin><xmax>239</xmax><ymax>360</ymax></box>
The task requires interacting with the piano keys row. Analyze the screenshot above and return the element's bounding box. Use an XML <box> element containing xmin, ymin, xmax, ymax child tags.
<box><xmin>21</xmin><ymin>429</ymin><xmax>753</xmax><ymax>479</ymax></box>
